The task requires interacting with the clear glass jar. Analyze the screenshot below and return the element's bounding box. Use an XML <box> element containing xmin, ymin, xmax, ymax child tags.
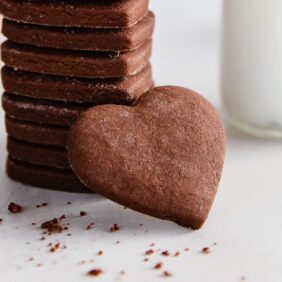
<box><xmin>222</xmin><ymin>0</ymin><xmax>282</xmax><ymax>139</ymax></box>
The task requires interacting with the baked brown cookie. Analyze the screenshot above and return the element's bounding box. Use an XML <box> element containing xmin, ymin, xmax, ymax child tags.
<box><xmin>2</xmin><ymin>11</ymin><xmax>155</xmax><ymax>51</ymax></box>
<box><xmin>6</xmin><ymin>116</ymin><xmax>69</xmax><ymax>147</ymax></box>
<box><xmin>2</xmin><ymin>65</ymin><xmax>153</xmax><ymax>103</ymax></box>
<box><xmin>1</xmin><ymin>40</ymin><xmax>152</xmax><ymax>78</ymax></box>
<box><xmin>0</xmin><ymin>0</ymin><xmax>149</xmax><ymax>28</ymax></box>
<box><xmin>68</xmin><ymin>86</ymin><xmax>226</xmax><ymax>229</ymax></box>
<box><xmin>3</xmin><ymin>93</ymin><xmax>88</xmax><ymax>126</ymax></box>
<box><xmin>7</xmin><ymin>156</ymin><xmax>90</xmax><ymax>193</ymax></box>
<box><xmin>7</xmin><ymin>137</ymin><xmax>69</xmax><ymax>169</ymax></box>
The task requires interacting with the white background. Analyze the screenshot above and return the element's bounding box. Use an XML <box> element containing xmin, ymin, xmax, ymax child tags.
<box><xmin>1</xmin><ymin>1</ymin><xmax>282</xmax><ymax>282</ymax></box>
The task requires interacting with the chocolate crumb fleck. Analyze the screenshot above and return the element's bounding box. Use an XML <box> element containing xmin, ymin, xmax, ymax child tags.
<box><xmin>42</xmin><ymin>203</ymin><xmax>48</xmax><ymax>207</ymax></box>
<box><xmin>97</xmin><ymin>250</ymin><xmax>103</xmax><ymax>256</ymax></box>
<box><xmin>8</xmin><ymin>202</ymin><xmax>22</xmax><ymax>213</ymax></box>
<box><xmin>80</xmin><ymin>211</ymin><xmax>87</xmax><ymax>216</ymax></box>
<box><xmin>202</xmin><ymin>247</ymin><xmax>211</xmax><ymax>254</ymax></box>
<box><xmin>50</xmin><ymin>243</ymin><xmax>60</xmax><ymax>253</ymax></box>
<box><xmin>86</xmin><ymin>223</ymin><xmax>94</xmax><ymax>230</ymax></box>
<box><xmin>88</xmin><ymin>269</ymin><xmax>103</xmax><ymax>277</ymax></box>
<box><xmin>161</xmin><ymin>250</ymin><xmax>170</xmax><ymax>256</ymax></box>
<box><xmin>41</xmin><ymin>218</ymin><xmax>63</xmax><ymax>234</ymax></box>
<box><xmin>174</xmin><ymin>252</ymin><xmax>180</xmax><ymax>257</ymax></box>
<box><xmin>154</xmin><ymin>262</ymin><xmax>163</xmax><ymax>270</ymax></box>
<box><xmin>110</xmin><ymin>223</ymin><xmax>120</xmax><ymax>232</ymax></box>
<box><xmin>145</xmin><ymin>249</ymin><xmax>154</xmax><ymax>255</ymax></box>
<box><xmin>163</xmin><ymin>271</ymin><xmax>172</xmax><ymax>277</ymax></box>
<box><xmin>144</xmin><ymin>258</ymin><xmax>149</xmax><ymax>262</ymax></box>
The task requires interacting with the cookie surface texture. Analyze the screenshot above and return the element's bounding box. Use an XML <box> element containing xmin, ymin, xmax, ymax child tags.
<box><xmin>0</xmin><ymin>0</ymin><xmax>149</xmax><ymax>28</ymax></box>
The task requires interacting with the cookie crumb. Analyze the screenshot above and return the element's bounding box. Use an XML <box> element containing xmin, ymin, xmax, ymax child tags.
<box><xmin>110</xmin><ymin>223</ymin><xmax>120</xmax><ymax>232</ymax></box>
<box><xmin>0</xmin><ymin>218</ymin><xmax>3</xmax><ymax>223</ymax></box>
<box><xmin>163</xmin><ymin>271</ymin><xmax>172</xmax><ymax>277</ymax></box>
<box><xmin>144</xmin><ymin>258</ymin><xmax>149</xmax><ymax>262</ymax></box>
<box><xmin>86</xmin><ymin>223</ymin><xmax>95</xmax><ymax>230</ymax></box>
<box><xmin>88</xmin><ymin>269</ymin><xmax>103</xmax><ymax>277</ymax></box>
<box><xmin>41</xmin><ymin>218</ymin><xmax>63</xmax><ymax>234</ymax></box>
<box><xmin>202</xmin><ymin>247</ymin><xmax>211</xmax><ymax>254</ymax></box>
<box><xmin>67</xmin><ymin>202</ymin><xmax>72</xmax><ymax>205</ymax></box>
<box><xmin>154</xmin><ymin>262</ymin><xmax>163</xmax><ymax>270</ymax></box>
<box><xmin>161</xmin><ymin>250</ymin><xmax>170</xmax><ymax>256</ymax></box>
<box><xmin>145</xmin><ymin>249</ymin><xmax>154</xmax><ymax>255</ymax></box>
<box><xmin>97</xmin><ymin>250</ymin><xmax>103</xmax><ymax>256</ymax></box>
<box><xmin>50</xmin><ymin>243</ymin><xmax>60</xmax><ymax>253</ymax></box>
<box><xmin>80</xmin><ymin>211</ymin><xmax>87</xmax><ymax>217</ymax></box>
<box><xmin>8</xmin><ymin>202</ymin><xmax>22</xmax><ymax>213</ymax></box>
<box><xmin>174</xmin><ymin>251</ymin><xmax>180</xmax><ymax>257</ymax></box>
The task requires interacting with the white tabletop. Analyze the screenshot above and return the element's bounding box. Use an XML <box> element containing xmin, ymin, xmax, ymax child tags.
<box><xmin>1</xmin><ymin>1</ymin><xmax>282</xmax><ymax>281</ymax></box>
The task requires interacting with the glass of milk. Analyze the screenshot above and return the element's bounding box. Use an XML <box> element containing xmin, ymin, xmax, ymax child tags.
<box><xmin>222</xmin><ymin>0</ymin><xmax>282</xmax><ymax>139</ymax></box>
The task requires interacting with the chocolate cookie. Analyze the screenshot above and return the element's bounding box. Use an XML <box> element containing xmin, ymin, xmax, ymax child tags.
<box><xmin>2</xmin><ymin>65</ymin><xmax>153</xmax><ymax>103</ymax></box>
<box><xmin>7</xmin><ymin>137</ymin><xmax>69</xmax><ymax>169</ymax></box>
<box><xmin>7</xmin><ymin>157</ymin><xmax>90</xmax><ymax>193</ymax></box>
<box><xmin>1</xmin><ymin>40</ymin><xmax>152</xmax><ymax>78</ymax></box>
<box><xmin>0</xmin><ymin>0</ymin><xmax>149</xmax><ymax>28</ymax></box>
<box><xmin>2</xmin><ymin>11</ymin><xmax>155</xmax><ymax>51</ymax></box>
<box><xmin>3</xmin><ymin>93</ymin><xmax>88</xmax><ymax>126</ymax></box>
<box><xmin>6</xmin><ymin>116</ymin><xmax>68</xmax><ymax>147</ymax></box>
<box><xmin>68</xmin><ymin>86</ymin><xmax>226</xmax><ymax>229</ymax></box>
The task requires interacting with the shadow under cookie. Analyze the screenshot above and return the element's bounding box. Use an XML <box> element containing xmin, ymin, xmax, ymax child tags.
<box><xmin>7</xmin><ymin>156</ymin><xmax>91</xmax><ymax>193</ymax></box>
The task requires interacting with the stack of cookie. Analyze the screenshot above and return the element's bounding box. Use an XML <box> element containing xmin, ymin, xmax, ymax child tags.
<box><xmin>0</xmin><ymin>0</ymin><xmax>154</xmax><ymax>193</ymax></box>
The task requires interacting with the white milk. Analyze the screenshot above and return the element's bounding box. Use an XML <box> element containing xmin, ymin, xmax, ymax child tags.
<box><xmin>222</xmin><ymin>0</ymin><xmax>282</xmax><ymax>138</ymax></box>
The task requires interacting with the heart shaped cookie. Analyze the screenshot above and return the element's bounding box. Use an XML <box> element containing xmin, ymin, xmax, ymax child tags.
<box><xmin>68</xmin><ymin>86</ymin><xmax>226</xmax><ymax>229</ymax></box>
